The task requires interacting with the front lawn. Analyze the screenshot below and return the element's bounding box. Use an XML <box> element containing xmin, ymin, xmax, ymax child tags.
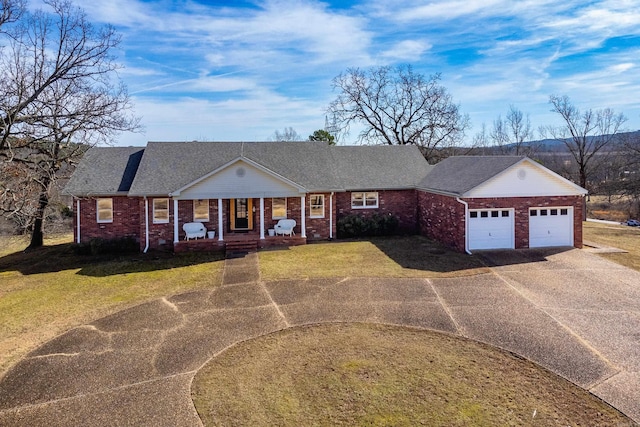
<box><xmin>259</xmin><ymin>236</ymin><xmax>489</xmax><ymax>280</ymax></box>
<box><xmin>0</xmin><ymin>234</ymin><xmax>224</xmax><ymax>376</ymax></box>
<box><xmin>193</xmin><ymin>323</ymin><xmax>632</xmax><ymax>426</ymax></box>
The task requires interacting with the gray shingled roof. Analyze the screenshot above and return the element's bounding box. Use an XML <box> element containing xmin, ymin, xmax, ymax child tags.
<box><xmin>418</xmin><ymin>155</ymin><xmax>525</xmax><ymax>196</ymax></box>
<box><xmin>333</xmin><ymin>145</ymin><xmax>433</xmax><ymax>190</ymax></box>
<box><xmin>64</xmin><ymin>142</ymin><xmax>440</xmax><ymax>197</ymax></box>
<box><xmin>63</xmin><ymin>147</ymin><xmax>145</xmax><ymax>196</ymax></box>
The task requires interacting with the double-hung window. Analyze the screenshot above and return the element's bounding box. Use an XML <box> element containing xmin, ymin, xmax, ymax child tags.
<box><xmin>96</xmin><ymin>198</ymin><xmax>113</xmax><ymax>223</ymax></box>
<box><xmin>309</xmin><ymin>194</ymin><xmax>324</xmax><ymax>218</ymax></box>
<box><xmin>272</xmin><ymin>197</ymin><xmax>287</xmax><ymax>219</ymax></box>
<box><xmin>351</xmin><ymin>192</ymin><xmax>378</xmax><ymax>209</ymax></box>
<box><xmin>193</xmin><ymin>199</ymin><xmax>209</xmax><ymax>222</ymax></box>
<box><xmin>153</xmin><ymin>198</ymin><xmax>169</xmax><ymax>223</ymax></box>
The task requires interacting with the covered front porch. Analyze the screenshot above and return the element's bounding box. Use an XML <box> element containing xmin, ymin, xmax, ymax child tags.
<box><xmin>170</xmin><ymin>195</ymin><xmax>313</xmax><ymax>253</ymax></box>
<box><xmin>173</xmin><ymin>231</ymin><xmax>306</xmax><ymax>253</ymax></box>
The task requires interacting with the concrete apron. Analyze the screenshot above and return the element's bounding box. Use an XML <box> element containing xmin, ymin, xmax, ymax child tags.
<box><xmin>0</xmin><ymin>248</ymin><xmax>638</xmax><ymax>426</ymax></box>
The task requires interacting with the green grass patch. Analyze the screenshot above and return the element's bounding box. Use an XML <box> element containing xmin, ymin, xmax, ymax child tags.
<box><xmin>259</xmin><ymin>236</ymin><xmax>489</xmax><ymax>280</ymax></box>
<box><xmin>584</xmin><ymin>221</ymin><xmax>640</xmax><ymax>272</ymax></box>
<box><xmin>0</xmin><ymin>234</ymin><xmax>224</xmax><ymax>376</ymax></box>
<box><xmin>192</xmin><ymin>323</ymin><xmax>632</xmax><ymax>426</ymax></box>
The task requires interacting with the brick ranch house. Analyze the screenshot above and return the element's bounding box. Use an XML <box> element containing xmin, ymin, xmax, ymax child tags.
<box><xmin>63</xmin><ymin>141</ymin><xmax>587</xmax><ymax>254</ymax></box>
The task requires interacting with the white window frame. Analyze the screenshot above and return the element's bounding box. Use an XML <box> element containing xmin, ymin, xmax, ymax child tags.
<box><xmin>351</xmin><ymin>192</ymin><xmax>379</xmax><ymax>209</ymax></box>
<box><xmin>309</xmin><ymin>194</ymin><xmax>325</xmax><ymax>218</ymax></box>
<box><xmin>193</xmin><ymin>199</ymin><xmax>209</xmax><ymax>222</ymax></box>
<box><xmin>153</xmin><ymin>198</ymin><xmax>170</xmax><ymax>223</ymax></box>
<box><xmin>96</xmin><ymin>198</ymin><xmax>113</xmax><ymax>223</ymax></box>
<box><xmin>272</xmin><ymin>197</ymin><xmax>287</xmax><ymax>219</ymax></box>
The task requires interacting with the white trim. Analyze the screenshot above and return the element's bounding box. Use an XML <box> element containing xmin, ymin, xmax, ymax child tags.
<box><xmin>96</xmin><ymin>198</ymin><xmax>113</xmax><ymax>223</ymax></box>
<box><xmin>309</xmin><ymin>194</ymin><xmax>325</xmax><ymax>218</ymax></box>
<box><xmin>76</xmin><ymin>199</ymin><xmax>81</xmax><ymax>244</ymax></box>
<box><xmin>152</xmin><ymin>198</ymin><xmax>170</xmax><ymax>224</ymax></box>
<box><xmin>351</xmin><ymin>191</ymin><xmax>379</xmax><ymax>209</ymax></box>
<box><xmin>271</xmin><ymin>197</ymin><xmax>287</xmax><ymax>219</ymax></box>
<box><xmin>456</xmin><ymin>198</ymin><xmax>471</xmax><ymax>254</ymax></box>
<box><xmin>300</xmin><ymin>195</ymin><xmax>306</xmax><ymax>238</ymax></box>
<box><xmin>173</xmin><ymin>198</ymin><xmax>179</xmax><ymax>243</ymax></box>
<box><xmin>260</xmin><ymin>197</ymin><xmax>265</xmax><ymax>240</ymax></box>
<box><xmin>218</xmin><ymin>198</ymin><xmax>224</xmax><ymax>241</ymax></box>
<box><xmin>193</xmin><ymin>199</ymin><xmax>209</xmax><ymax>222</ymax></box>
<box><xmin>169</xmin><ymin>157</ymin><xmax>307</xmax><ymax>197</ymax></box>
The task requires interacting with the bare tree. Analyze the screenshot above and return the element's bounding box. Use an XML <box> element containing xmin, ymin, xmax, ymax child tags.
<box><xmin>270</xmin><ymin>127</ymin><xmax>300</xmax><ymax>141</ymax></box>
<box><xmin>489</xmin><ymin>105</ymin><xmax>534</xmax><ymax>155</ymax></box>
<box><xmin>327</xmin><ymin>65</ymin><xmax>469</xmax><ymax>162</ymax></box>
<box><xmin>542</xmin><ymin>95</ymin><xmax>627</xmax><ymax>190</ymax></box>
<box><xmin>0</xmin><ymin>0</ymin><xmax>139</xmax><ymax>249</ymax></box>
<box><xmin>0</xmin><ymin>0</ymin><xmax>23</xmax><ymax>30</ymax></box>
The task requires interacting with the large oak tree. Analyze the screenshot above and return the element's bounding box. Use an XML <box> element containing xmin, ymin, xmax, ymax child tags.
<box><xmin>0</xmin><ymin>0</ymin><xmax>139</xmax><ymax>249</ymax></box>
<box><xmin>327</xmin><ymin>65</ymin><xmax>469</xmax><ymax>162</ymax></box>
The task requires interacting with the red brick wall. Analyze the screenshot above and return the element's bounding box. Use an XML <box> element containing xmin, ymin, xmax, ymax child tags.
<box><xmin>417</xmin><ymin>191</ymin><xmax>584</xmax><ymax>252</ymax></box>
<box><xmin>336</xmin><ymin>190</ymin><xmax>418</xmax><ymax>235</ymax></box>
<box><xmin>176</xmin><ymin>199</ymin><xmax>219</xmax><ymax>240</ymax></box>
<box><xmin>75</xmin><ymin>197</ymin><xmax>141</xmax><ymax>244</ymax></box>
<box><xmin>418</xmin><ymin>192</ymin><xmax>466</xmax><ymax>252</ymax></box>
<box><xmin>464</xmin><ymin>195</ymin><xmax>584</xmax><ymax>249</ymax></box>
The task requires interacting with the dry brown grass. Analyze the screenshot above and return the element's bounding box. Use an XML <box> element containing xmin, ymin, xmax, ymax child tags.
<box><xmin>584</xmin><ymin>221</ymin><xmax>640</xmax><ymax>271</ymax></box>
<box><xmin>259</xmin><ymin>236</ymin><xmax>490</xmax><ymax>280</ymax></box>
<box><xmin>193</xmin><ymin>323</ymin><xmax>633</xmax><ymax>427</ymax></box>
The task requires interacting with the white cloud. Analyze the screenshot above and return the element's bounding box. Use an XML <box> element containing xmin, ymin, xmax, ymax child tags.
<box><xmin>381</xmin><ymin>40</ymin><xmax>432</xmax><ymax>61</ymax></box>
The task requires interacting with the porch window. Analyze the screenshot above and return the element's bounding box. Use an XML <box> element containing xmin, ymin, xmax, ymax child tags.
<box><xmin>153</xmin><ymin>198</ymin><xmax>169</xmax><ymax>223</ymax></box>
<box><xmin>272</xmin><ymin>197</ymin><xmax>286</xmax><ymax>219</ymax></box>
<box><xmin>351</xmin><ymin>192</ymin><xmax>378</xmax><ymax>208</ymax></box>
<box><xmin>310</xmin><ymin>194</ymin><xmax>324</xmax><ymax>218</ymax></box>
<box><xmin>193</xmin><ymin>199</ymin><xmax>209</xmax><ymax>222</ymax></box>
<box><xmin>96</xmin><ymin>198</ymin><xmax>113</xmax><ymax>223</ymax></box>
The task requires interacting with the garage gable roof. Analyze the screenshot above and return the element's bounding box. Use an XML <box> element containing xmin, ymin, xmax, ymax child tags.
<box><xmin>418</xmin><ymin>156</ymin><xmax>587</xmax><ymax>197</ymax></box>
<box><xmin>418</xmin><ymin>156</ymin><xmax>524</xmax><ymax>196</ymax></box>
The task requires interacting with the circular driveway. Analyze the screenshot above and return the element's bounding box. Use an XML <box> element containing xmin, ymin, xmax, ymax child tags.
<box><xmin>0</xmin><ymin>249</ymin><xmax>638</xmax><ymax>426</ymax></box>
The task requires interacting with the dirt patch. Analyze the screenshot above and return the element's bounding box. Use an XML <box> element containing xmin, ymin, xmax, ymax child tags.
<box><xmin>192</xmin><ymin>323</ymin><xmax>634</xmax><ymax>427</ymax></box>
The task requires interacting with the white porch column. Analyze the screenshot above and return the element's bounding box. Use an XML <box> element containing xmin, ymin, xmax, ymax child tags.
<box><xmin>300</xmin><ymin>195</ymin><xmax>306</xmax><ymax>238</ymax></box>
<box><xmin>173</xmin><ymin>198</ymin><xmax>179</xmax><ymax>243</ymax></box>
<box><xmin>76</xmin><ymin>199</ymin><xmax>81</xmax><ymax>244</ymax></box>
<box><xmin>259</xmin><ymin>197</ymin><xmax>265</xmax><ymax>239</ymax></box>
<box><xmin>218</xmin><ymin>198</ymin><xmax>224</xmax><ymax>241</ymax></box>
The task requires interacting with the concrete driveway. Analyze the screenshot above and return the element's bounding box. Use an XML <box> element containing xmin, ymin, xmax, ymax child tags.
<box><xmin>0</xmin><ymin>248</ymin><xmax>638</xmax><ymax>426</ymax></box>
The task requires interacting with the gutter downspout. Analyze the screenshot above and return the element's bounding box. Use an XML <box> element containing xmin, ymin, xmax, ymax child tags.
<box><xmin>329</xmin><ymin>192</ymin><xmax>334</xmax><ymax>239</ymax></box>
<box><xmin>76</xmin><ymin>198</ymin><xmax>81</xmax><ymax>244</ymax></box>
<box><xmin>143</xmin><ymin>197</ymin><xmax>150</xmax><ymax>253</ymax></box>
<box><xmin>456</xmin><ymin>197</ymin><xmax>472</xmax><ymax>255</ymax></box>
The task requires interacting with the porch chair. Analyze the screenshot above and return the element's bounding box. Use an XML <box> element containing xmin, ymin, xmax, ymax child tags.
<box><xmin>183</xmin><ymin>222</ymin><xmax>207</xmax><ymax>240</ymax></box>
<box><xmin>274</xmin><ymin>219</ymin><xmax>296</xmax><ymax>236</ymax></box>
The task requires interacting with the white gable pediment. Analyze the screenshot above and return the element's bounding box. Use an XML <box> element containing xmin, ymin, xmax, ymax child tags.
<box><xmin>172</xmin><ymin>158</ymin><xmax>304</xmax><ymax>199</ymax></box>
<box><xmin>465</xmin><ymin>159</ymin><xmax>587</xmax><ymax>198</ymax></box>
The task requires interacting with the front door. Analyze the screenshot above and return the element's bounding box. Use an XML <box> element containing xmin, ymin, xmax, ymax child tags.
<box><xmin>231</xmin><ymin>198</ymin><xmax>253</xmax><ymax>231</ymax></box>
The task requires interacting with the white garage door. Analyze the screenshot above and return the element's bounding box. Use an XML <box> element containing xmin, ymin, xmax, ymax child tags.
<box><xmin>468</xmin><ymin>209</ymin><xmax>514</xmax><ymax>250</ymax></box>
<box><xmin>529</xmin><ymin>207</ymin><xmax>573</xmax><ymax>248</ymax></box>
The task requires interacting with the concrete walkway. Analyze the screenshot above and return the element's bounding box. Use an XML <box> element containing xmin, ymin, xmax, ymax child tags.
<box><xmin>0</xmin><ymin>248</ymin><xmax>638</xmax><ymax>426</ymax></box>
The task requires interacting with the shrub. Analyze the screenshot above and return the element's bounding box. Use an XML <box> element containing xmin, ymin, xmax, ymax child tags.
<box><xmin>338</xmin><ymin>213</ymin><xmax>399</xmax><ymax>238</ymax></box>
<box><xmin>72</xmin><ymin>236</ymin><xmax>139</xmax><ymax>255</ymax></box>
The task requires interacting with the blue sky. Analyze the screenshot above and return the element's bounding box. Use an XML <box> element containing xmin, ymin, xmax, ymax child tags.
<box><xmin>48</xmin><ymin>0</ymin><xmax>640</xmax><ymax>146</ymax></box>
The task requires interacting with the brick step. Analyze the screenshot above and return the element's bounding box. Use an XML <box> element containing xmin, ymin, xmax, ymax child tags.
<box><xmin>225</xmin><ymin>240</ymin><xmax>258</xmax><ymax>254</ymax></box>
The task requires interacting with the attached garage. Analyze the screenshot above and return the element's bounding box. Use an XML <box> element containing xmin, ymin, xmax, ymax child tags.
<box><xmin>468</xmin><ymin>209</ymin><xmax>514</xmax><ymax>250</ymax></box>
<box><xmin>529</xmin><ymin>207</ymin><xmax>573</xmax><ymax>248</ymax></box>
